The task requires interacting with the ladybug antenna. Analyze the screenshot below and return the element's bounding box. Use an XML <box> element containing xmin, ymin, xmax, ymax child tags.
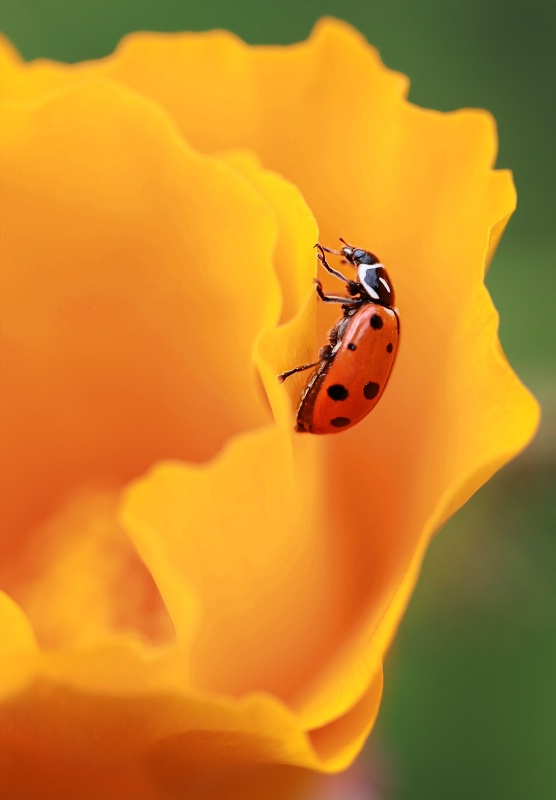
<box><xmin>339</xmin><ymin>236</ymin><xmax>354</xmax><ymax>249</ymax></box>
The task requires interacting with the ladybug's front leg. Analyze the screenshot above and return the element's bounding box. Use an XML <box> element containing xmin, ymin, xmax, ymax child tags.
<box><xmin>314</xmin><ymin>243</ymin><xmax>358</xmax><ymax>293</ymax></box>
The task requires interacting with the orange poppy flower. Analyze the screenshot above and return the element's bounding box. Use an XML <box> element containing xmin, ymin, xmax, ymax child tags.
<box><xmin>0</xmin><ymin>18</ymin><xmax>539</xmax><ymax>800</ymax></box>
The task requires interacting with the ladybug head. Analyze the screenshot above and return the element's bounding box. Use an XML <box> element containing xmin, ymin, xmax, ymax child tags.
<box><xmin>338</xmin><ymin>238</ymin><xmax>379</xmax><ymax>267</ymax></box>
<box><xmin>338</xmin><ymin>239</ymin><xmax>395</xmax><ymax>307</ymax></box>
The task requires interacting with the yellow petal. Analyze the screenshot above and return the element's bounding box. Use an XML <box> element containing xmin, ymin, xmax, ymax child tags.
<box><xmin>218</xmin><ymin>148</ymin><xmax>318</xmax><ymax>325</ymax></box>
<box><xmin>13</xmin><ymin>490</ymin><xmax>173</xmax><ymax>650</ymax></box>
<box><xmin>279</xmin><ymin>171</ymin><xmax>538</xmax><ymax>729</ymax></box>
<box><xmin>0</xmin><ymin>636</ymin><xmax>355</xmax><ymax>798</ymax></box>
<box><xmin>217</xmin><ymin>148</ymin><xmax>320</xmax><ymax>427</ymax></box>
<box><xmin>0</xmin><ymin>78</ymin><xmax>279</xmax><ymax>561</ymax></box>
<box><xmin>121</xmin><ymin>427</ymin><xmax>335</xmax><ymax>703</ymax></box>
<box><xmin>0</xmin><ymin>592</ymin><xmax>36</xmax><ymax>656</ymax></box>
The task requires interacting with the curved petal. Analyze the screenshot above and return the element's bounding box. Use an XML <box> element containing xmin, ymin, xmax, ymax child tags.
<box><xmin>282</xmin><ymin>181</ymin><xmax>539</xmax><ymax>728</ymax></box>
<box><xmin>0</xmin><ymin>78</ymin><xmax>280</xmax><ymax>567</ymax></box>
<box><xmin>0</xmin><ymin>636</ymin><xmax>364</xmax><ymax>798</ymax></box>
<box><xmin>218</xmin><ymin>149</ymin><xmax>319</xmax><ymax>326</ymax></box>
<box><xmin>216</xmin><ymin>149</ymin><xmax>320</xmax><ymax>428</ymax></box>
<box><xmin>11</xmin><ymin>490</ymin><xmax>173</xmax><ymax>649</ymax></box>
<box><xmin>120</xmin><ymin>427</ymin><xmax>333</xmax><ymax>704</ymax></box>
<box><xmin>0</xmin><ymin>592</ymin><xmax>36</xmax><ymax>655</ymax></box>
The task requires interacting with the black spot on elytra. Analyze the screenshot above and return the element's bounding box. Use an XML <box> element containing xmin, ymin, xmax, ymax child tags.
<box><xmin>364</xmin><ymin>382</ymin><xmax>380</xmax><ymax>400</ymax></box>
<box><xmin>328</xmin><ymin>384</ymin><xmax>349</xmax><ymax>401</ymax></box>
<box><xmin>331</xmin><ymin>417</ymin><xmax>351</xmax><ymax>428</ymax></box>
<box><xmin>386</xmin><ymin>343</ymin><xmax>393</xmax><ymax>353</ymax></box>
<box><xmin>370</xmin><ymin>314</ymin><xmax>383</xmax><ymax>330</ymax></box>
<box><xmin>347</xmin><ymin>343</ymin><xmax>357</xmax><ymax>351</ymax></box>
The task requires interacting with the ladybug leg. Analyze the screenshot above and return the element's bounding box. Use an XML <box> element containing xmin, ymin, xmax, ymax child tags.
<box><xmin>314</xmin><ymin>244</ymin><xmax>357</xmax><ymax>290</ymax></box>
<box><xmin>319</xmin><ymin>244</ymin><xmax>343</xmax><ymax>256</ymax></box>
<box><xmin>277</xmin><ymin>345</ymin><xmax>333</xmax><ymax>383</ymax></box>
<box><xmin>314</xmin><ymin>280</ymin><xmax>360</xmax><ymax>305</ymax></box>
<box><xmin>277</xmin><ymin>360</ymin><xmax>320</xmax><ymax>382</ymax></box>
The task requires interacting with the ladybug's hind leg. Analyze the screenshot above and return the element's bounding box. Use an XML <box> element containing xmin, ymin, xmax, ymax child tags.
<box><xmin>277</xmin><ymin>345</ymin><xmax>333</xmax><ymax>383</ymax></box>
<box><xmin>277</xmin><ymin>359</ymin><xmax>320</xmax><ymax>383</ymax></box>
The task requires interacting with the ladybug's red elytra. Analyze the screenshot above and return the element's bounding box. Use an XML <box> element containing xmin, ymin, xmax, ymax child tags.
<box><xmin>278</xmin><ymin>239</ymin><xmax>399</xmax><ymax>434</ymax></box>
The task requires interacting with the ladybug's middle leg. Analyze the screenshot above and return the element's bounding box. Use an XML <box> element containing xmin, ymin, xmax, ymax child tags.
<box><xmin>314</xmin><ymin>280</ymin><xmax>361</xmax><ymax>305</ymax></box>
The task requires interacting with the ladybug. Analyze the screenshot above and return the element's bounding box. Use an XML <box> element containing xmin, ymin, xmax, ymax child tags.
<box><xmin>278</xmin><ymin>239</ymin><xmax>399</xmax><ymax>434</ymax></box>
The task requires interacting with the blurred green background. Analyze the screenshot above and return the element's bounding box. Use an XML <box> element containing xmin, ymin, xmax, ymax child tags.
<box><xmin>1</xmin><ymin>1</ymin><xmax>553</xmax><ymax>798</ymax></box>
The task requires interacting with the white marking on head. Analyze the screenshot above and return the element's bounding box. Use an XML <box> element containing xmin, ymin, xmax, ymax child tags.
<box><xmin>379</xmin><ymin>276</ymin><xmax>391</xmax><ymax>293</ymax></box>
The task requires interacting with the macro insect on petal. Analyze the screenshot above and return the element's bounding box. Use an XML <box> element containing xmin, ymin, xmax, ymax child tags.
<box><xmin>278</xmin><ymin>240</ymin><xmax>399</xmax><ymax>434</ymax></box>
